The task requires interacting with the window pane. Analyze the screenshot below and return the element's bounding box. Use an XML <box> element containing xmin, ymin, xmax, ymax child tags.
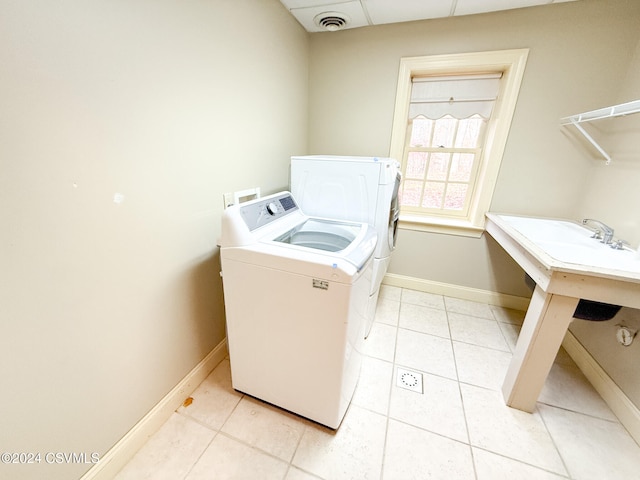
<box><xmin>409</xmin><ymin>117</ymin><xmax>433</xmax><ymax>147</ymax></box>
<box><xmin>444</xmin><ymin>183</ymin><xmax>468</xmax><ymax>210</ymax></box>
<box><xmin>455</xmin><ymin>116</ymin><xmax>484</xmax><ymax>148</ymax></box>
<box><xmin>422</xmin><ymin>182</ymin><xmax>444</xmax><ymax>209</ymax></box>
<box><xmin>426</xmin><ymin>152</ymin><xmax>449</xmax><ymax>181</ymax></box>
<box><xmin>406</xmin><ymin>152</ymin><xmax>428</xmax><ymax>179</ymax></box>
<box><xmin>431</xmin><ymin>116</ymin><xmax>456</xmax><ymax>148</ymax></box>
<box><xmin>400</xmin><ymin>180</ymin><xmax>423</xmax><ymax>207</ymax></box>
<box><xmin>449</xmin><ymin>153</ymin><xmax>475</xmax><ymax>182</ymax></box>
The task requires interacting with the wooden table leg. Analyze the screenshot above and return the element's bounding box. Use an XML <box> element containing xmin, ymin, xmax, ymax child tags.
<box><xmin>502</xmin><ymin>284</ymin><xmax>579</xmax><ymax>412</ymax></box>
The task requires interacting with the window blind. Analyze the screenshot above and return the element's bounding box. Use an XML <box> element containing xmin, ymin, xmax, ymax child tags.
<box><xmin>408</xmin><ymin>73</ymin><xmax>502</xmax><ymax>120</ymax></box>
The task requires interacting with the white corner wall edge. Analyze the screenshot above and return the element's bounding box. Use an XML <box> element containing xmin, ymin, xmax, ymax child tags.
<box><xmin>80</xmin><ymin>340</ymin><xmax>228</xmax><ymax>480</ymax></box>
<box><xmin>382</xmin><ymin>273</ymin><xmax>531</xmax><ymax>311</ymax></box>
<box><xmin>562</xmin><ymin>331</ymin><xmax>640</xmax><ymax>446</ymax></box>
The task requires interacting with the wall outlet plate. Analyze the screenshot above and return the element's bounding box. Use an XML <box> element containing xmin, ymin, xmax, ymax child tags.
<box><xmin>223</xmin><ymin>193</ymin><xmax>234</xmax><ymax>209</ymax></box>
<box><xmin>616</xmin><ymin>325</ymin><xmax>637</xmax><ymax>347</ymax></box>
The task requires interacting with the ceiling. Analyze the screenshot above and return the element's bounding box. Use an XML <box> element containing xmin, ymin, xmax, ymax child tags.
<box><xmin>279</xmin><ymin>0</ymin><xmax>578</xmax><ymax>32</ymax></box>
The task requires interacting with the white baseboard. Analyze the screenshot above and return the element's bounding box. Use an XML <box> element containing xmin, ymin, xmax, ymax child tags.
<box><xmin>562</xmin><ymin>331</ymin><xmax>640</xmax><ymax>445</ymax></box>
<box><xmin>80</xmin><ymin>339</ymin><xmax>228</xmax><ymax>480</ymax></box>
<box><xmin>383</xmin><ymin>273</ymin><xmax>531</xmax><ymax>311</ymax></box>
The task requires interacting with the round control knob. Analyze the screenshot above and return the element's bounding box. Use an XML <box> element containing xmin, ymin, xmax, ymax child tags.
<box><xmin>266</xmin><ymin>202</ymin><xmax>279</xmax><ymax>215</ymax></box>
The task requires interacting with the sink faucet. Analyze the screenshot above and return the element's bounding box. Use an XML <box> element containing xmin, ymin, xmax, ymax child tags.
<box><xmin>582</xmin><ymin>218</ymin><xmax>614</xmax><ymax>244</ymax></box>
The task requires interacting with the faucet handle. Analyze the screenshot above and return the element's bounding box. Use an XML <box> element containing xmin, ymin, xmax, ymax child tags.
<box><xmin>590</xmin><ymin>230</ymin><xmax>602</xmax><ymax>240</ymax></box>
<box><xmin>611</xmin><ymin>239</ymin><xmax>629</xmax><ymax>250</ymax></box>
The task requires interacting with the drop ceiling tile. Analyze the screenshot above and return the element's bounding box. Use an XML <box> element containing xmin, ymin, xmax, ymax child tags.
<box><xmin>279</xmin><ymin>0</ymin><xmax>330</xmax><ymax>9</ymax></box>
<box><xmin>455</xmin><ymin>0</ymin><xmax>547</xmax><ymax>16</ymax></box>
<box><xmin>289</xmin><ymin>1</ymin><xmax>369</xmax><ymax>32</ymax></box>
<box><xmin>364</xmin><ymin>0</ymin><xmax>454</xmax><ymax>25</ymax></box>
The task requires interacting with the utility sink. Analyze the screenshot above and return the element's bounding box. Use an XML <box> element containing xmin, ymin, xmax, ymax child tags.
<box><xmin>498</xmin><ymin>215</ymin><xmax>640</xmax><ymax>275</ymax></box>
<box><xmin>485</xmin><ymin>213</ymin><xmax>640</xmax><ymax>413</ymax></box>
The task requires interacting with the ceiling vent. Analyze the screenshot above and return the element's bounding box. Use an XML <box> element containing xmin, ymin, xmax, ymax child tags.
<box><xmin>314</xmin><ymin>12</ymin><xmax>350</xmax><ymax>31</ymax></box>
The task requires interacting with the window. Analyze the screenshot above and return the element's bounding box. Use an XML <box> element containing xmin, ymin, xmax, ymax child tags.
<box><xmin>389</xmin><ymin>50</ymin><xmax>529</xmax><ymax>237</ymax></box>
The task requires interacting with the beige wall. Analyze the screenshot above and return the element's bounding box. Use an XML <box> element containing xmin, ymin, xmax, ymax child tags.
<box><xmin>569</xmin><ymin>33</ymin><xmax>640</xmax><ymax>409</ymax></box>
<box><xmin>0</xmin><ymin>1</ymin><xmax>308</xmax><ymax>479</ymax></box>
<box><xmin>308</xmin><ymin>0</ymin><xmax>640</xmax><ymax>298</ymax></box>
<box><xmin>578</xmin><ymin>33</ymin><xmax>640</xmax><ymax>245</ymax></box>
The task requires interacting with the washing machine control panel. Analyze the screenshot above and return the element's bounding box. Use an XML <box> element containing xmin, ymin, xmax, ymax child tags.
<box><xmin>240</xmin><ymin>193</ymin><xmax>299</xmax><ymax>231</ymax></box>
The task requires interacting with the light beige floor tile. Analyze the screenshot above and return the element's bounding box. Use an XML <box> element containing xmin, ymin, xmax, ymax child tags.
<box><xmin>539</xmin><ymin>404</ymin><xmax>640</xmax><ymax>480</ymax></box>
<box><xmin>220</xmin><ymin>396</ymin><xmax>307</xmax><ymax>462</ymax></box>
<box><xmin>285</xmin><ymin>466</ymin><xmax>323</xmax><ymax>480</ymax></box>
<box><xmin>497</xmin><ymin>322</ymin><xmax>573</xmax><ymax>366</ymax></box>
<box><xmin>389</xmin><ymin>371</ymin><xmax>468</xmax><ymax>442</ymax></box>
<box><xmin>445</xmin><ymin>297</ymin><xmax>494</xmax><ymax>319</ymax></box>
<box><xmin>490</xmin><ymin>305</ymin><xmax>526</xmax><ymax>325</ymax></box>
<box><xmin>395</xmin><ymin>328</ymin><xmax>457</xmax><ymax>380</ymax></box>
<box><xmin>461</xmin><ymin>384</ymin><xmax>567</xmax><ymax>476</ymax></box>
<box><xmin>398</xmin><ymin>303</ymin><xmax>450</xmax><ymax>338</ymax></box>
<box><xmin>292</xmin><ymin>404</ymin><xmax>386</xmax><ymax>480</ymax></box>
<box><xmin>363</xmin><ymin>322</ymin><xmax>397</xmax><ymax>362</ymax></box>
<box><xmin>453</xmin><ymin>341</ymin><xmax>512</xmax><ymax>391</ymax></box>
<box><xmin>177</xmin><ymin>358</ymin><xmax>243</xmax><ymax>431</ymax></box>
<box><xmin>449</xmin><ymin>313</ymin><xmax>510</xmax><ymax>351</ymax></box>
<box><xmin>473</xmin><ymin>448</ymin><xmax>567</xmax><ymax>480</ymax></box>
<box><xmin>383</xmin><ymin>419</ymin><xmax>475</xmax><ymax>480</ymax></box>
<box><xmin>401</xmin><ymin>289</ymin><xmax>445</xmax><ymax>310</ymax></box>
<box><xmin>497</xmin><ymin>321</ymin><xmax>521</xmax><ymax>352</ymax></box>
<box><xmin>352</xmin><ymin>356</ymin><xmax>393</xmax><ymax>415</ymax></box>
<box><xmin>379</xmin><ymin>284</ymin><xmax>402</xmax><ymax>301</ymax></box>
<box><xmin>186</xmin><ymin>433</ymin><xmax>288</xmax><ymax>480</ymax></box>
<box><xmin>114</xmin><ymin>413</ymin><xmax>215</xmax><ymax>480</ymax></box>
<box><xmin>374</xmin><ymin>297</ymin><xmax>400</xmax><ymax>326</ymax></box>
<box><xmin>539</xmin><ymin>361</ymin><xmax>617</xmax><ymax>421</ymax></box>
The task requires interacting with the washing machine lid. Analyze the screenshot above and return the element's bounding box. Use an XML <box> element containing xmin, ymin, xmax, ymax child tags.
<box><xmin>290</xmin><ymin>155</ymin><xmax>401</xmax><ymax>227</ymax></box>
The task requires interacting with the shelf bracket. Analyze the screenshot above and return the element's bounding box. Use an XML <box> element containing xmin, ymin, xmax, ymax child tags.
<box><xmin>569</xmin><ymin>120</ymin><xmax>612</xmax><ymax>165</ymax></box>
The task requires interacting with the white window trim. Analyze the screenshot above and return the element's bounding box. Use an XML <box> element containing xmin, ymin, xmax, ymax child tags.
<box><xmin>389</xmin><ymin>49</ymin><xmax>529</xmax><ymax>238</ymax></box>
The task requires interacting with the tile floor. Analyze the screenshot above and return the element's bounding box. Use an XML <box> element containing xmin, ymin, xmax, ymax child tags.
<box><xmin>115</xmin><ymin>286</ymin><xmax>640</xmax><ymax>480</ymax></box>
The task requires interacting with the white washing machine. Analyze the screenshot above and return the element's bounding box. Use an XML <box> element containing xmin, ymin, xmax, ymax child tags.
<box><xmin>219</xmin><ymin>191</ymin><xmax>376</xmax><ymax>429</ymax></box>
<box><xmin>290</xmin><ymin>155</ymin><xmax>401</xmax><ymax>337</ymax></box>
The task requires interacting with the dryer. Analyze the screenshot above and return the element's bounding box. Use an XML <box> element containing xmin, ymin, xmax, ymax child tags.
<box><xmin>290</xmin><ymin>155</ymin><xmax>401</xmax><ymax>337</ymax></box>
<box><xmin>219</xmin><ymin>191</ymin><xmax>377</xmax><ymax>429</ymax></box>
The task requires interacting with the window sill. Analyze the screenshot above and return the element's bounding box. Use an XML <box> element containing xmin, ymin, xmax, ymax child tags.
<box><xmin>398</xmin><ymin>214</ymin><xmax>485</xmax><ymax>238</ymax></box>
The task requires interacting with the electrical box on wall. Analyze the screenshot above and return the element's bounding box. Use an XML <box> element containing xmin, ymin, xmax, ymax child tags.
<box><xmin>223</xmin><ymin>187</ymin><xmax>261</xmax><ymax>209</ymax></box>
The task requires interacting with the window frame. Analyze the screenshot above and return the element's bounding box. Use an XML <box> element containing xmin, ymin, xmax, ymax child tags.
<box><xmin>389</xmin><ymin>49</ymin><xmax>529</xmax><ymax>237</ymax></box>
